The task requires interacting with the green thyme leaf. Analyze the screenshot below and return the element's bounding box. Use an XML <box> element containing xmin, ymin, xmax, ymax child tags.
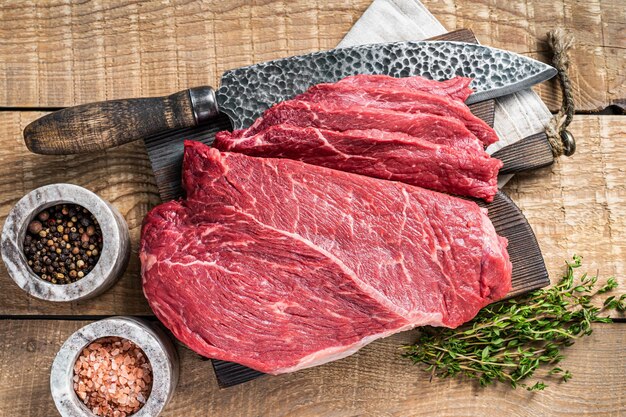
<box><xmin>403</xmin><ymin>256</ymin><xmax>623</xmax><ymax>390</ymax></box>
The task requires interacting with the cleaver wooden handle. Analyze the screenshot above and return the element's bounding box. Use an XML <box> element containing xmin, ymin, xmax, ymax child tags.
<box><xmin>23</xmin><ymin>86</ymin><xmax>218</xmax><ymax>155</ymax></box>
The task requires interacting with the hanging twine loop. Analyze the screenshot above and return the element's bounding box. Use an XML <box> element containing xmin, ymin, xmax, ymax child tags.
<box><xmin>545</xmin><ymin>28</ymin><xmax>576</xmax><ymax>157</ymax></box>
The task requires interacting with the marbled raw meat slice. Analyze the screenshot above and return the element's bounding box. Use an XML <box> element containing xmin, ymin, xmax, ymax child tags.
<box><xmin>215</xmin><ymin>125</ymin><xmax>501</xmax><ymax>201</ymax></box>
<box><xmin>227</xmin><ymin>100</ymin><xmax>485</xmax><ymax>153</ymax></box>
<box><xmin>140</xmin><ymin>141</ymin><xmax>512</xmax><ymax>374</ymax></box>
<box><xmin>334</xmin><ymin>74</ymin><xmax>474</xmax><ymax>102</ymax></box>
<box><xmin>295</xmin><ymin>82</ymin><xmax>497</xmax><ymax>146</ymax></box>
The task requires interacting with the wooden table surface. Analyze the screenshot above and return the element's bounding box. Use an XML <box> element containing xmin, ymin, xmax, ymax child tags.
<box><xmin>0</xmin><ymin>1</ymin><xmax>624</xmax><ymax>416</ymax></box>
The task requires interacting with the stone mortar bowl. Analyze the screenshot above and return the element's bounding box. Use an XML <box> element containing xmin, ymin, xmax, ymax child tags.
<box><xmin>50</xmin><ymin>316</ymin><xmax>179</xmax><ymax>417</ymax></box>
<box><xmin>0</xmin><ymin>183</ymin><xmax>130</xmax><ymax>302</ymax></box>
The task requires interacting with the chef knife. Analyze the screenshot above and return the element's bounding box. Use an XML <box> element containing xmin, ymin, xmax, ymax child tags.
<box><xmin>23</xmin><ymin>40</ymin><xmax>556</xmax><ymax>200</ymax></box>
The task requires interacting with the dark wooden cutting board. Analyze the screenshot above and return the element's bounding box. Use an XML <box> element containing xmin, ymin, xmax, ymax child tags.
<box><xmin>178</xmin><ymin>29</ymin><xmax>547</xmax><ymax>388</ymax></box>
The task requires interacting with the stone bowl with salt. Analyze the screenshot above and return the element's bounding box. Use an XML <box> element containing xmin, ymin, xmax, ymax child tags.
<box><xmin>50</xmin><ymin>316</ymin><xmax>179</xmax><ymax>417</ymax></box>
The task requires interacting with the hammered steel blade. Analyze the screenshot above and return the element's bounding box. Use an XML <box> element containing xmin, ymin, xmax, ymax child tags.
<box><xmin>216</xmin><ymin>41</ymin><xmax>556</xmax><ymax>130</ymax></box>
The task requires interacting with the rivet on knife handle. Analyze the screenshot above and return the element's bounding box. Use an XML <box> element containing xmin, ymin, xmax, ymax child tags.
<box><xmin>23</xmin><ymin>86</ymin><xmax>219</xmax><ymax>155</ymax></box>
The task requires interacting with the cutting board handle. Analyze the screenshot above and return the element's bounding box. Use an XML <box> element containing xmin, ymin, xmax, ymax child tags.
<box><xmin>23</xmin><ymin>86</ymin><xmax>218</xmax><ymax>155</ymax></box>
<box><xmin>495</xmin><ymin>132</ymin><xmax>555</xmax><ymax>175</ymax></box>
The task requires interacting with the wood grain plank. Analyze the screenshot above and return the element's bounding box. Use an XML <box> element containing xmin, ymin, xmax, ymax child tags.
<box><xmin>0</xmin><ymin>113</ymin><xmax>624</xmax><ymax>317</ymax></box>
<box><xmin>503</xmin><ymin>115</ymin><xmax>626</xmax><ymax>310</ymax></box>
<box><xmin>0</xmin><ymin>0</ymin><xmax>622</xmax><ymax>111</ymax></box>
<box><xmin>0</xmin><ymin>319</ymin><xmax>623</xmax><ymax>416</ymax></box>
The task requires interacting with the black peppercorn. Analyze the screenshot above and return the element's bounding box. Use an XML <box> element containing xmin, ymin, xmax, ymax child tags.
<box><xmin>23</xmin><ymin>203</ymin><xmax>103</xmax><ymax>285</ymax></box>
<box><xmin>28</xmin><ymin>221</ymin><xmax>43</xmax><ymax>234</ymax></box>
<box><xmin>37</xmin><ymin>211</ymin><xmax>49</xmax><ymax>222</ymax></box>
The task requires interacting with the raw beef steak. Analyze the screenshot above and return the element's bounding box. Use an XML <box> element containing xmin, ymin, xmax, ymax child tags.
<box><xmin>295</xmin><ymin>82</ymin><xmax>498</xmax><ymax>146</ymax></box>
<box><xmin>226</xmin><ymin>100</ymin><xmax>485</xmax><ymax>152</ymax></box>
<box><xmin>215</xmin><ymin>125</ymin><xmax>502</xmax><ymax>201</ymax></box>
<box><xmin>335</xmin><ymin>74</ymin><xmax>474</xmax><ymax>102</ymax></box>
<box><xmin>215</xmin><ymin>74</ymin><xmax>502</xmax><ymax>201</ymax></box>
<box><xmin>140</xmin><ymin>141</ymin><xmax>512</xmax><ymax>374</ymax></box>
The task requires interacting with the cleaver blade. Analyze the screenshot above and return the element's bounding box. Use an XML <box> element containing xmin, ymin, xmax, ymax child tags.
<box><xmin>217</xmin><ymin>40</ymin><xmax>557</xmax><ymax>130</ymax></box>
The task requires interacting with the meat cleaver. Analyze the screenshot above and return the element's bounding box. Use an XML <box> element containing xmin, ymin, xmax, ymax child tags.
<box><xmin>24</xmin><ymin>37</ymin><xmax>557</xmax><ymax>200</ymax></box>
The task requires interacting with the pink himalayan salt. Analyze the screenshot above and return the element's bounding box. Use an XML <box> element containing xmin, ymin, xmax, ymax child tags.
<box><xmin>73</xmin><ymin>337</ymin><xmax>152</xmax><ymax>417</ymax></box>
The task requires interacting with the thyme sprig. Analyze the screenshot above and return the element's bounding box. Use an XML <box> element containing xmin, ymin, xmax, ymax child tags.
<box><xmin>403</xmin><ymin>255</ymin><xmax>624</xmax><ymax>391</ymax></box>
